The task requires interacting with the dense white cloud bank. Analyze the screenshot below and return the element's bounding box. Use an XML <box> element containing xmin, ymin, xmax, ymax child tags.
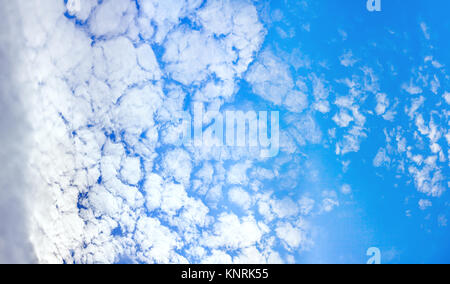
<box><xmin>0</xmin><ymin>0</ymin><xmax>330</xmax><ymax>264</ymax></box>
<box><xmin>0</xmin><ymin>1</ymin><xmax>38</xmax><ymax>263</ymax></box>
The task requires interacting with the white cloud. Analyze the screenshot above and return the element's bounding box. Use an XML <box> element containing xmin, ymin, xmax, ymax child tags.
<box><xmin>202</xmin><ymin>213</ymin><xmax>264</xmax><ymax>250</ymax></box>
<box><xmin>1</xmin><ymin>0</ymin><xmax>278</xmax><ymax>264</ymax></box>
<box><xmin>444</xmin><ymin>92</ymin><xmax>450</xmax><ymax>105</ymax></box>
<box><xmin>298</xmin><ymin>197</ymin><xmax>315</xmax><ymax>216</ymax></box>
<box><xmin>66</xmin><ymin>0</ymin><xmax>97</xmax><ymax>22</ymax></box>
<box><xmin>228</xmin><ymin>187</ymin><xmax>252</xmax><ymax>210</ymax></box>
<box><xmin>162</xmin><ymin>149</ymin><xmax>193</xmax><ymax>186</ymax></box>
<box><xmin>321</xmin><ymin>198</ymin><xmax>339</xmax><ymax>213</ymax></box>
<box><xmin>375</xmin><ymin>93</ymin><xmax>390</xmax><ymax>116</ymax></box>
<box><xmin>420</xmin><ymin>22</ymin><xmax>430</xmax><ymax>40</ymax></box>
<box><xmin>402</xmin><ymin>82</ymin><xmax>423</xmax><ymax>95</ymax></box>
<box><xmin>271</xmin><ymin>198</ymin><xmax>300</xmax><ymax>219</ymax></box>
<box><xmin>7</xmin><ymin>0</ymin><xmax>447</xmax><ymax>265</ymax></box>
<box><xmin>341</xmin><ymin>184</ymin><xmax>352</xmax><ymax>195</ymax></box>
<box><xmin>163</xmin><ymin>0</ymin><xmax>265</xmax><ymax>101</ymax></box>
<box><xmin>314</xmin><ymin>101</ymin><xmax>331</xmax><ymax>113</ymax></box>
<box><xmin>438</xmin><ymin>215</ymin><xmax>447</xmax><ymax>227</ymax></box>
<box><xmin>406</xmin><ymin>96</ymin><xmax>425</xmax><ymax>119</ymax></box>
<box><xmin>227</xmin><ymin>161</ymin><xmax>252</xmax><ymax>185</ymax></box>
<box><xmin>201</xmin><ymin>250</ymin><xmax>233</xmax><ymax>264</ymax></box>
<box><xmin>275</xmin><ymin>221</ymin><xmax>308</xmax><ymax>250</ymax></box>
<box><xmin>333</xmin><ymin>111</ymin><xmax>354</xmax><ymax>128</ymax></box>
<box><xmin>120</xmin><ymin>157</ymin><xmax>142</xmax><ymax>185</ymax></box>
<box><xmin>246</xmin><ymin>49</ymin><xmax>294</xmax><ymax>106</ymax></box>
<box><xmin>373</xmin><ymin>148</ymin><xmax>391</xmax><ymax>168</ymax></box>
<box><xmin>408</xmin><ymin>165</ymin><xmax>445</xmax><ymax>197</ymax></box>
<box><xmin>283</xmin><ymin>91</ymin><xmax>308</xmax><ymax>113</ymax></box>
<box><xmin>134</xmin><ymin>217</ymin><xmax>182</xmax><ymax>263</ymax></box>
<box><xmin>286</xmin><ymin>114</ymin><xmax>322</xmax><ymax>146</ymax></box>
<box><xmin>320</xmin><ymin>191</ymin><xmax>339</xmax><ymax>213</ymax></box>
<box><xmin>339</xmin><ymin>51</ymin><xmax>358</xmax><ymax>67</ymax></box>
<box><xmin>143</xmin><ymin>174</ymin><xmax>164</xmax><ymax>212</ymax></box>
<box><xmin>0</xmin><ymin>2</ymin><xmax>38</xmax><ymax>263</ymax></box>
<box><xmin>88</xmin><ymin>0</ymin><xmax>137</xmax><ymax>38</ymax></box>
<box><xmin>418</xmin><ymin>199</ymin><xmax>432</xmax><ymax>210</ymax></box>
<box><xmin>336</xmin><ymin>126</ymin><xmax>367</xmax><ymax>155</ymax></box>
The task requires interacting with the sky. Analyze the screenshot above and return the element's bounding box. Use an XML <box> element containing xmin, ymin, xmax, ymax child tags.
<box><xmin>0</xmin><ymin>0</ymin><xmax>448</xmax><ymax>264</ymax></box>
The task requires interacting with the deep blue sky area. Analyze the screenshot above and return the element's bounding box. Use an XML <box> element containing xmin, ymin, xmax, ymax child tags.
<box><xmin>248</xmin><ymin>0</ymin><xmax>450</xmax><ymax>264</ymax></box>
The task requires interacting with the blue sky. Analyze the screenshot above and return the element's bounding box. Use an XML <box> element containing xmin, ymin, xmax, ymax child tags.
<box><xmin>0</xmin><ymin>0</ymin><xmax>448</xmax><ymax>264</ymax></box>
<box><xmin>251</xmin><ymin>0</ymin><xmax>449</xmax><ymax>264</ymax></box>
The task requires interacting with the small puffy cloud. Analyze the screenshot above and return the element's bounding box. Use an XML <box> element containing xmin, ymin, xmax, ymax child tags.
<box><xmin>275</xmin><ymin>221</ymin><xmax>309</xmax><ymax>250</ymax></box>
<box><xmin>66</xmin><ymin>0</ymin><xmax>97</xmax><ymax>21</ymax></box>
<box><xmin>418</xmin><ymin>199</ymin><xmax>432</xmax><ymax>210</ymax></box>
<box><xmin>160</xmin><ymin>183</ymin><xmax>189</xmax><ymax>216</ymax></box>
<box><xmin>228</xmin><ymin>187</ymin><xmax>252</xmax><ymax>210</ymax></box>
<box><xmin>341</xmin><ymin>184</ymin><xmax>352</xmax><ymax>195</ymax></box>
<box><xmin>314</xmin><ymin>101</ymin><xmax>331</xmax><ymax>113</ymax></box>
<box><xmin>320</xmin><ymin>191</ymin><xmax>339</xmax><ymax>213</ymax></box>
<box><xmin>233</xmin><ymin>246</ymin><xmax>281</xmax><ymax>264</ymax></box>
<box><xmin>311</xmin><ymin>74</ymin><xmax>329</xmax><ymax>101</ymax></box>
<box><xmin>438</xmin><ymin>215</ymin><xmax>447</xmax><ymax>227</ymax></box>
<box><xmin>201</xmin><ymin>250</ymin><xmax>233</xmax><ymax>264</ymax></box>
<box><xmin>271</xmin><ymin>198</ymin><xmax>300</xmax><ymax>219</ymax></box>
<box><xmin>120</xmin><ymin>157</ymin><xmax>141</xmax><ymax>185</ymax></box>
<box><xmin>406</xmin><ymin>96</ymin><xmax>425</xmax><ymax>119</ymax></box>
<box><xmin>144</xmin><ymin>174</ymin><xmax>164</xmax><ymax>212</ymax></box>
<box><xmin>402</xmin><ymin>82</ymin><xmax>423</xmax><ymax>95</ymax></box>
<box><xmin>88</xmin><ymin>0</ymin><xmax>137</xmax><ymax>38</ymax></box>
<box><xmin>227</xmin><ymin>161</ymin><xmax>252</xmax><ymax>185</ymax></box>
<box><xmin>246</xmin><ymin>49</ymin><xmax>294</xmax><ymax>106</ymax></box>
<box><xmin>286</xmin><ymin>114</ymin><xmax>322</xmax><ymax>146</ymax></box>
<box><xmin>283</xmin><ymin>91</ymin><xmax>308</xmax><ymax>113</ymax></box>
<box><xmin>339</xmin><ymin>51</ymin><xmax>358</xmax><ymax>67</ymax></box>
<box><xmin>299</xmin><ymin>197</ymin><xmax>315</xmax><ymax>216</ymax></box>
<box><xmin>336</xmin><ymin>126</ymin><xmax>367</xmax><ymax>155</ymax></box>
<box><xmin>373</xmin><ymin>148</ymin><xmax>391</xmax><ymax>168</ymax></box>
<box><xmin>321</xmin><ymin>198</ymin><xmax>339</xmax><ymax>213</ymax></box>
<box><xmin>408</xmin><ymin>165</ymin><xmax>445</xmax><ymax>197</ymax></box>
<box><xmin>134</xmin><ymin>217</ymin><xmax>181</xmax><ymax>263</ymax></box>
<box><xmin>333</xmin><ymin>111</ymin><xmax>354</xmax><ymax>128</ymax></box>
<box><xmin>444</xmin><ymin>92</ymin><xmax>450</xmax><ymax>105</ymax></box>
<box><xmin>203</xmin><ymin>214</ymin><xmax>264</xmax><ymax>250</ymax></box>
<box><xmin>162</xmin><ymin>149</ymin><xmax>192</xmax><ymax>186</ymax></box>
<box><xmin>375</xmin><ymin>93</ymin><xmax>389</xmax><ymax>116</ymax></box>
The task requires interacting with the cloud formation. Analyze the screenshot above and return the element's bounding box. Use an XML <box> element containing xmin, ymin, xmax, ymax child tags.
<box><xmin>1</xmin><ymin>0</ymin><xmax>447</xmax><ymax>264</ymax></box>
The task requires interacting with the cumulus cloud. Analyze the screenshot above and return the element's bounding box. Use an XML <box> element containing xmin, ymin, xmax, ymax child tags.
<box><xmin>339</xmin><ymin>50</ymin><xmax>358</xmax><ymax>67</ymax></box>
<box><xmin>275</xmin><ymin>221</ymin><xmax>310</xmax><ymax>250</ymax></box>
<box><xmin>418</xmin><ymin>199</ymin><xmax>432</xmax><ymax>210</ymax></box>
<box><xmin>373</xmin><ymin>148</ymin><xmax>391</xmax><ymax>168</ymax></box>
<box><xmin>228</xmin><ymin>187</ymin><xmax>252</xmax><ymax>210</ymax></box>
<box><xmin>402</xmin><ymin>81</ymin><xmax>423</xmax><ymax>95</ymax></box>
<box><xmin>341</xmin><ymin>184</ymin><xmax>352</xmax><ymax>195</ymax></box>
<box><xmin>3</xmin><ymin>0</ymin><xmax>447</xmax><ymax>265</ymax></box>
<box><xmin>246</xmin><ymin>49</ymin><xmax>294</xmax><ymax>106</ymax></box>
<box><xmin>246</xmin><ymin>49</ymin><xmax>308</xmax><ymax>113</ymax></box>
<box><xmin>1</xmin><ymin>0</ymin><xmax>321</xmax><ymax>264</ymax></box>
<box><xmin>375</xmin><ymin>93</ymin><xmax>389</xmax><ymax>116</ymax></box>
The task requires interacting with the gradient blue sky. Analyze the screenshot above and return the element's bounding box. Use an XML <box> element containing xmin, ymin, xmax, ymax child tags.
<box><xmin>253</xmin><ymin>0</ymin><xmax>450</xmax><ymax>264</ymax></box>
